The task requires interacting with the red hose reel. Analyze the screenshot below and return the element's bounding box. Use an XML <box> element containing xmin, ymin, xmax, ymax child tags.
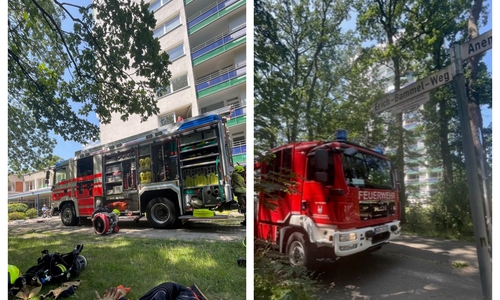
<box><xmin>92</xmin><ymin>212</ymin><xmax>119</xmax><ymax>235</ymax></box>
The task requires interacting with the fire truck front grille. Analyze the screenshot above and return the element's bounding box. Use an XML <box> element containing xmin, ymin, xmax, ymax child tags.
<box><xmin>359</xmin><ymin>200</ymin><xmax>396</xmax><ymax>220</ymax></box>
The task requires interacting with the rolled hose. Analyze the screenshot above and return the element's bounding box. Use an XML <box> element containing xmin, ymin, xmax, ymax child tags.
<box><xmin>92</xmin><ymin>213</ymin><xmax>110</xmax><ymax>235</ymax></box>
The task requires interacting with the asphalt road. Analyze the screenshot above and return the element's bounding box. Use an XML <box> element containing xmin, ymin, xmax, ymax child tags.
<box><xmin>314</xmin><ymin>235</ymin><xmax>485</xmax><ymax>300</ymax></box>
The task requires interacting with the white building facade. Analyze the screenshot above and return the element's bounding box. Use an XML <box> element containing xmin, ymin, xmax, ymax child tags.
<box><xmin>375</xmin><ymin>62</ymin><xmax>442</xmax><ymax>204</ymax></box>
<box><xmin>99</xmin><ymin>0</ymin><xmax>247</xmax><ymax>165</ymax></box>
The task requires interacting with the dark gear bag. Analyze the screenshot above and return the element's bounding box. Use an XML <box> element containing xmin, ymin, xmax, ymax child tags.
<box><xmin>9</xmin><ymin>244</ymin><xmax>86</xmax><ymax>298</ymax></box>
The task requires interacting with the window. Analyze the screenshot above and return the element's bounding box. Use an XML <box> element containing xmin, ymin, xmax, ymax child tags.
<box><xmin>201</xmin><ymin>101</ymin><xmax>224</xmax><ymax>113</ymax></box>
<box><xmin>171</xmin><ymin>74</ymin><xmax>188</xmax><ymax>91</ymax></box>
<box><xmin>156</xmin><ymin>74</ymin><xmax>188</xmax><ymax>98</ymax></box>
<box><xmin>157</xmin><ymin>85</ymin><xmax>171</xmax><ymax>98</ymax></box>
<box><xmin>37</xmin><ymin>178</ymin><xmax>46</xmax><ymax>189</ymax></box>
<box><xmin>429</xmin><ymin>172</ymin><xmax>441</xmax><ymax>179</ymax></box>
<box><xmin>8</xmin><ymin>182</ymin><xmax>15</xmax><ymax>192</ymax></box>
<box><xmin>148</xmin><ymin>0</ymin><xmax>171</xmax><ymax>12</ymax></box>
<box><xmin>342</xmin><ymin>151</ymin><xmax>393</xmax><ymax>189</ymax></box>
<box><xmin>55</xmin><ymin>167</ymin><xmax>67</xmax><ymax>184</ymax></box>
<box><xmin>153</xmin><ymin>15</ymin><xmax>181</xmax><ymax>38</ymax></box>
<box><xmin>159</xmin><ymin>112</ymin><xmax>175</xmax><ymax>127</ymax></box>
<box><xmin>408</xmin><ymin>174</ymin><xmax>419</xmax><ymax>180</ymax></box>
<box><xmin>167</xmin><ymin>44</ymin><xmax>184</xmax><ymax>61</ymax></box>
<box><xmin>306</xmin><ymin>151</ymin><xmax>335</xmax><ymax>182</ymax></box>
<box><xmin>26</xmin><ymin>181</ymin><xmax>35</xmax><ymax>191</ymax></box>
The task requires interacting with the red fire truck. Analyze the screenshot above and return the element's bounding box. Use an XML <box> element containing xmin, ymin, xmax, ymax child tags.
<box><xmin>255</xmin><ymin>130</ymin><xmax>401</xmax><ymax>269</ymax></box>
<box><xmin>48</xmin><ymin>114</ymin><xmax>237</xmax><ymax>230</ymax></box>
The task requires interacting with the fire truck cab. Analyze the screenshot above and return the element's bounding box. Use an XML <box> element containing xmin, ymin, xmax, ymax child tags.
<box><xmin>255</xmin><ymin>131</ymin><xmax>401</xmax><ymax>269</ymax></box>
<box><xmin>49</xmin><ymin>115</ymin><xmax>236</xmax><ymax>229</ymax></box>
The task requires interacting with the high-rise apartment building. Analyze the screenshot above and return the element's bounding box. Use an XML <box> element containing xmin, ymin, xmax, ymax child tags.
<box><xmin>99</xmin><ymin>0</ymin><xmax>247</xmax><ymax>166</ymax></box>
<box><xmin>375</xmin><ymin>62</ymin><xmax>442</xmax><ymax>204</ymax></box>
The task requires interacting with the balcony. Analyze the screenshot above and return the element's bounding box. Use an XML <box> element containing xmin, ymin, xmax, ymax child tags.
<box><xmin>196</xmin><ymin>61</ymin><xmax>246</xmax><ymax>98</ymax></box>
<box><xmin>232</xmin><ymin>139</ymin><xmax>246</xmax><ymax>156</ymax></box>
<box><xmin>192</xmin><ymin>24</ymin><xmax>246</xmax><ymax>66</ymax></box>
<box><xmin>187</xmin><ymin>0</ymin><xmax>246</xmax><ymax>35</ymax></box>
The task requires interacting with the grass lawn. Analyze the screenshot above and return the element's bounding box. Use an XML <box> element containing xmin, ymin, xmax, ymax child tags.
<box><xmin>8</xmin><ymin>224</ymin><xmax>246</xmax><ymax>299</ymax></box>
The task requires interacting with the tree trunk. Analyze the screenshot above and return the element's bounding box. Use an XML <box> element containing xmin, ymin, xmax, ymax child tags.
<box><xmin>467</xmin><ymin>0</ymin><xmax>491</xmax><ymax>223</ymax></box>
<box><xmin>392</xmin><ymin>57</ymin><xmax>406</xmax><ymax>224</ymax></box>
<box><xmin>438</xmin><ymin>99</ymin><xmax>453</xmax><ymax>187</ymax></box>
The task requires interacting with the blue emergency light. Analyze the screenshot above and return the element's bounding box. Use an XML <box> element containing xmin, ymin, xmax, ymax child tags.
<box><xmin>335</xmin><ymin>129</ymin><xmax>347</xmax><ymax>141</ymax></box>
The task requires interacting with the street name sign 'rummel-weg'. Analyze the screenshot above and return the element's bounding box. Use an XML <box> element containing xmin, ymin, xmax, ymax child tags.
<box><xmin>372</xmin><ymin>64</ymin><xmax>453</xmax><ymax>115</ymax></box>
<box><xmin>460</xmin><ymin>29</ymin><xmax>492</xmax><ymax>61</ymax></box>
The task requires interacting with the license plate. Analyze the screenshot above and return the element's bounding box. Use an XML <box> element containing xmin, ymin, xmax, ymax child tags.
<box><xmin>374</xmin><ymin>225</ymin><xmax>388</xmax><ymax>234</ymax></box>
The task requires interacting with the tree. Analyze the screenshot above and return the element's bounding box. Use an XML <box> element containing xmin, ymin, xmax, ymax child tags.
<box><xmin>254</xmin><ymin>0</ymin><xmax>354</xmax><ymax>149</ymax></box>
<box><xmin>8</xmin><ymin>0</ymin><xmax>171</xmax><ymax>172</ymax></box>
<box><xmin>465</xmin><ymin>0</ymin><xmax>492</xmax><ymax>218</ymax></box>
<box><xmin>353</xmin><ymin>0</ymin><xmax>472</xmax><ymax>222</ymax></box>
<box><xmin>354</xmin><ymin>0</ymin><xmax>418</xmax><ymax>223</ymax></box>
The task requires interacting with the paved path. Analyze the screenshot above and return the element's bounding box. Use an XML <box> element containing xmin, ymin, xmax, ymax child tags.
<box><xmin>8</xmin><ymin>213</ymin><xmax>246</xmax><ymax>242</ymax></box>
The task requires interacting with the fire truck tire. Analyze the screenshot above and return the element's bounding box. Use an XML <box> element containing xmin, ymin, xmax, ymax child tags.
<box><xmin>146</xmin><ymin>197</ymin><xmax>178</xmax><ymax>229</ymax></box>
<box><xmin>113</xmin><ymin>225</ymin><xmax>120</xmax><ymax>233</ymax></box>
<box><xmin>61</xmin><ymin>204</ymin><xmax>79</xmax><ymax>226</ymax></box>
<box><xmin>286</xmin><ymin>232</ymin><xmax>317</xmax><ymax>270</ymax></box>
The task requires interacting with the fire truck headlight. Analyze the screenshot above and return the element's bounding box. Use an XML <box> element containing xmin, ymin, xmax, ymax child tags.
<box><xmin>339</xmin><ymin>233</ymin><xmax>357</xmax><ymax>242</ymax></box>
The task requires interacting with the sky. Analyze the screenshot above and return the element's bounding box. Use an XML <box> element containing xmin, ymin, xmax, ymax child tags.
<box><xmin>51</xmin><ymin>0</ymin><xmax>97</xmax><ymax>161</ymax></box>
<box><xmin>53</xmin><ymin>0</ymin><xmax>493</xmax><ymax>160</ymax></box>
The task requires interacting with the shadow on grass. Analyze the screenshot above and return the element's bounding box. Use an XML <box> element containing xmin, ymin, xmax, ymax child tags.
<box><xmin>8</xmin><ymin>221</ymin><xmax>246</xmax><ymax>300</ymax></box>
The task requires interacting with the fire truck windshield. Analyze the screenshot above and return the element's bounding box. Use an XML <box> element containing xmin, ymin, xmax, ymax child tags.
<box><xmin>54</xmin><ymin>166</ymin><xmax>67</xmax><ymax>184</ymax></box>
<box><xmin>342</xmin><ymin>151</ymin><xmax>393</xmax><ymax>190</ymax></box>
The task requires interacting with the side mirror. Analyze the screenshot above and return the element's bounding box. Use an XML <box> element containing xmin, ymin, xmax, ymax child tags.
<box><xmin>315</xmin><ymin>149</ymin><xmax>328</xmax><ymax>170</ymax></box>
<box><xmin>314</xmin><ymin>172</ymin><xmax>327</xmax><ymax>183</ymax></box>
<box><xmin>45</xmin><ymin>170</ymin><xmax>50</xmax><ymax>184</ymax></box>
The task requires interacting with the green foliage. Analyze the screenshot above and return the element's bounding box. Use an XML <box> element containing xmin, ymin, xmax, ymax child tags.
<box><xmin>428</xmin><ymin>181</ymin><xmax>474</xmax><ymax>238</ymax></box>
<box><xmin>25</xmin><ymin>208</ymin><xmax>38</xmax><ymax>219</ymax></box>
<box><xmin>254</xmin><ymin>152</ymin><xmax>301</xmax><ymax>212</ymax></box>
<box><xmin>404</xmin><ymin>179</ymin><xmax>474</xmax><ymax>241</ymax></box>
<box><xmin>451</xmin><ymin>261</ymin><xmax>468</xmax><ymax>268</ymax></box>
<box><xmin>8</xmin><ymin>212</ymin><xmax>26</xmax><ymax>221</ymax></box>
<box><xmin>254</xmin><ymin>0</ymin><xmax>356</xmax><ymax>150</ymax></box>
<box><xmin>8</xmin><ymin>0</ymin><xmax>171</xmax><ymax>172</ymax></box>
<box><xmin>254</xmin><ymin>240</ymin><xmax>317</xmax><ymax>300</ymax></box>
<box><xmin>8</xmin><ymin>203</ymin><xmax>28</xmax><ymax>213</ymax></box>
<box><xmin>405</xmin><ymin>202</ymin><xmax>433</xmax><ymax>233</ymax></box>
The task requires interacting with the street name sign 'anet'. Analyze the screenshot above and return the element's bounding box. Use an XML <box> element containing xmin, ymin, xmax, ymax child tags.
<box><xmin>460</xmin><ymin>29</ymin><xmax>492</xmax><ymax>61</ymax></box>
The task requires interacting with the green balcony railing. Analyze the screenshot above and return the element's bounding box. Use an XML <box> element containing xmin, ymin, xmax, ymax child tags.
<box><xmin>226</xmin><ymin>115</ymin><xmax>246</xmax><ymax>127</ymax></box>
<box><xmin>187</xmin><ymin>0</ymin><xmax>245</xmax><ymax>35</ymax></box>
<box><xmin>192</xmin><ymin>24</ymin><xmax>246</xmax><ymax>66</ymax></box>
<box><xmin>196</xmin><ymin>61</ymin><xmax>246</xmax><ymax>98</ymax></box>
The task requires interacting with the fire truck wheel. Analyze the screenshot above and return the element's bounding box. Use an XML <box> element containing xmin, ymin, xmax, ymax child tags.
<box><xmin>61</xmin><ymin>204</ymin><xmax>79</xmax><ymax>226</ymax></box>
<box><xmin>146</xmin><ymin>197</ymin><xmax>178</xmax><ymax>229</ymax></box>
<box><xmin>286</xmin><ymin>232</ymin><xmax>317</xmax><ymax>270</ymax></box>
<box><xmin>113</xmin><ymin>225</ymin><xmax>119</xmax><ymax>233</ymax></box>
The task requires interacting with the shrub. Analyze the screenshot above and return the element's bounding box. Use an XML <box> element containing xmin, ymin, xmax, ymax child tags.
<box><xmin>254</xmin><ymin>239</ymin><xmax>318</xmax><ymax>300</ymax></box>
<box><xmin>405</xmin><ymin>202</ymin><xmax>433</xmax><ymax>233</ymax></box>
<box><xmin>25</xmin><ymin>208</ymin><xmax>38</xmax><ymax>219</ymax></box>
<box><xmin>8</xmin><ymin>212</ymin><xmax>26</xmax><ymax>221</ymax></box>
<box><xmin>8</xmin><ymin>203</ymin><xmax>28</xmax><ymax>213</ymax></box>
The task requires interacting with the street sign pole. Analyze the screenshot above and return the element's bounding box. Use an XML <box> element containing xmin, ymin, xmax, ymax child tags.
<box><xmin>450</xmin><ymin>43</ymin><xmax>492</xmax><ymax>300</ymax></box>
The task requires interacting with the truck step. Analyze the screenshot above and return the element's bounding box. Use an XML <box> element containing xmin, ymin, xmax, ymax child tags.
<box><xmin>178</xmin><ymin>215</ymin><xmax>229</xmax><ymax>220</ymax></box>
